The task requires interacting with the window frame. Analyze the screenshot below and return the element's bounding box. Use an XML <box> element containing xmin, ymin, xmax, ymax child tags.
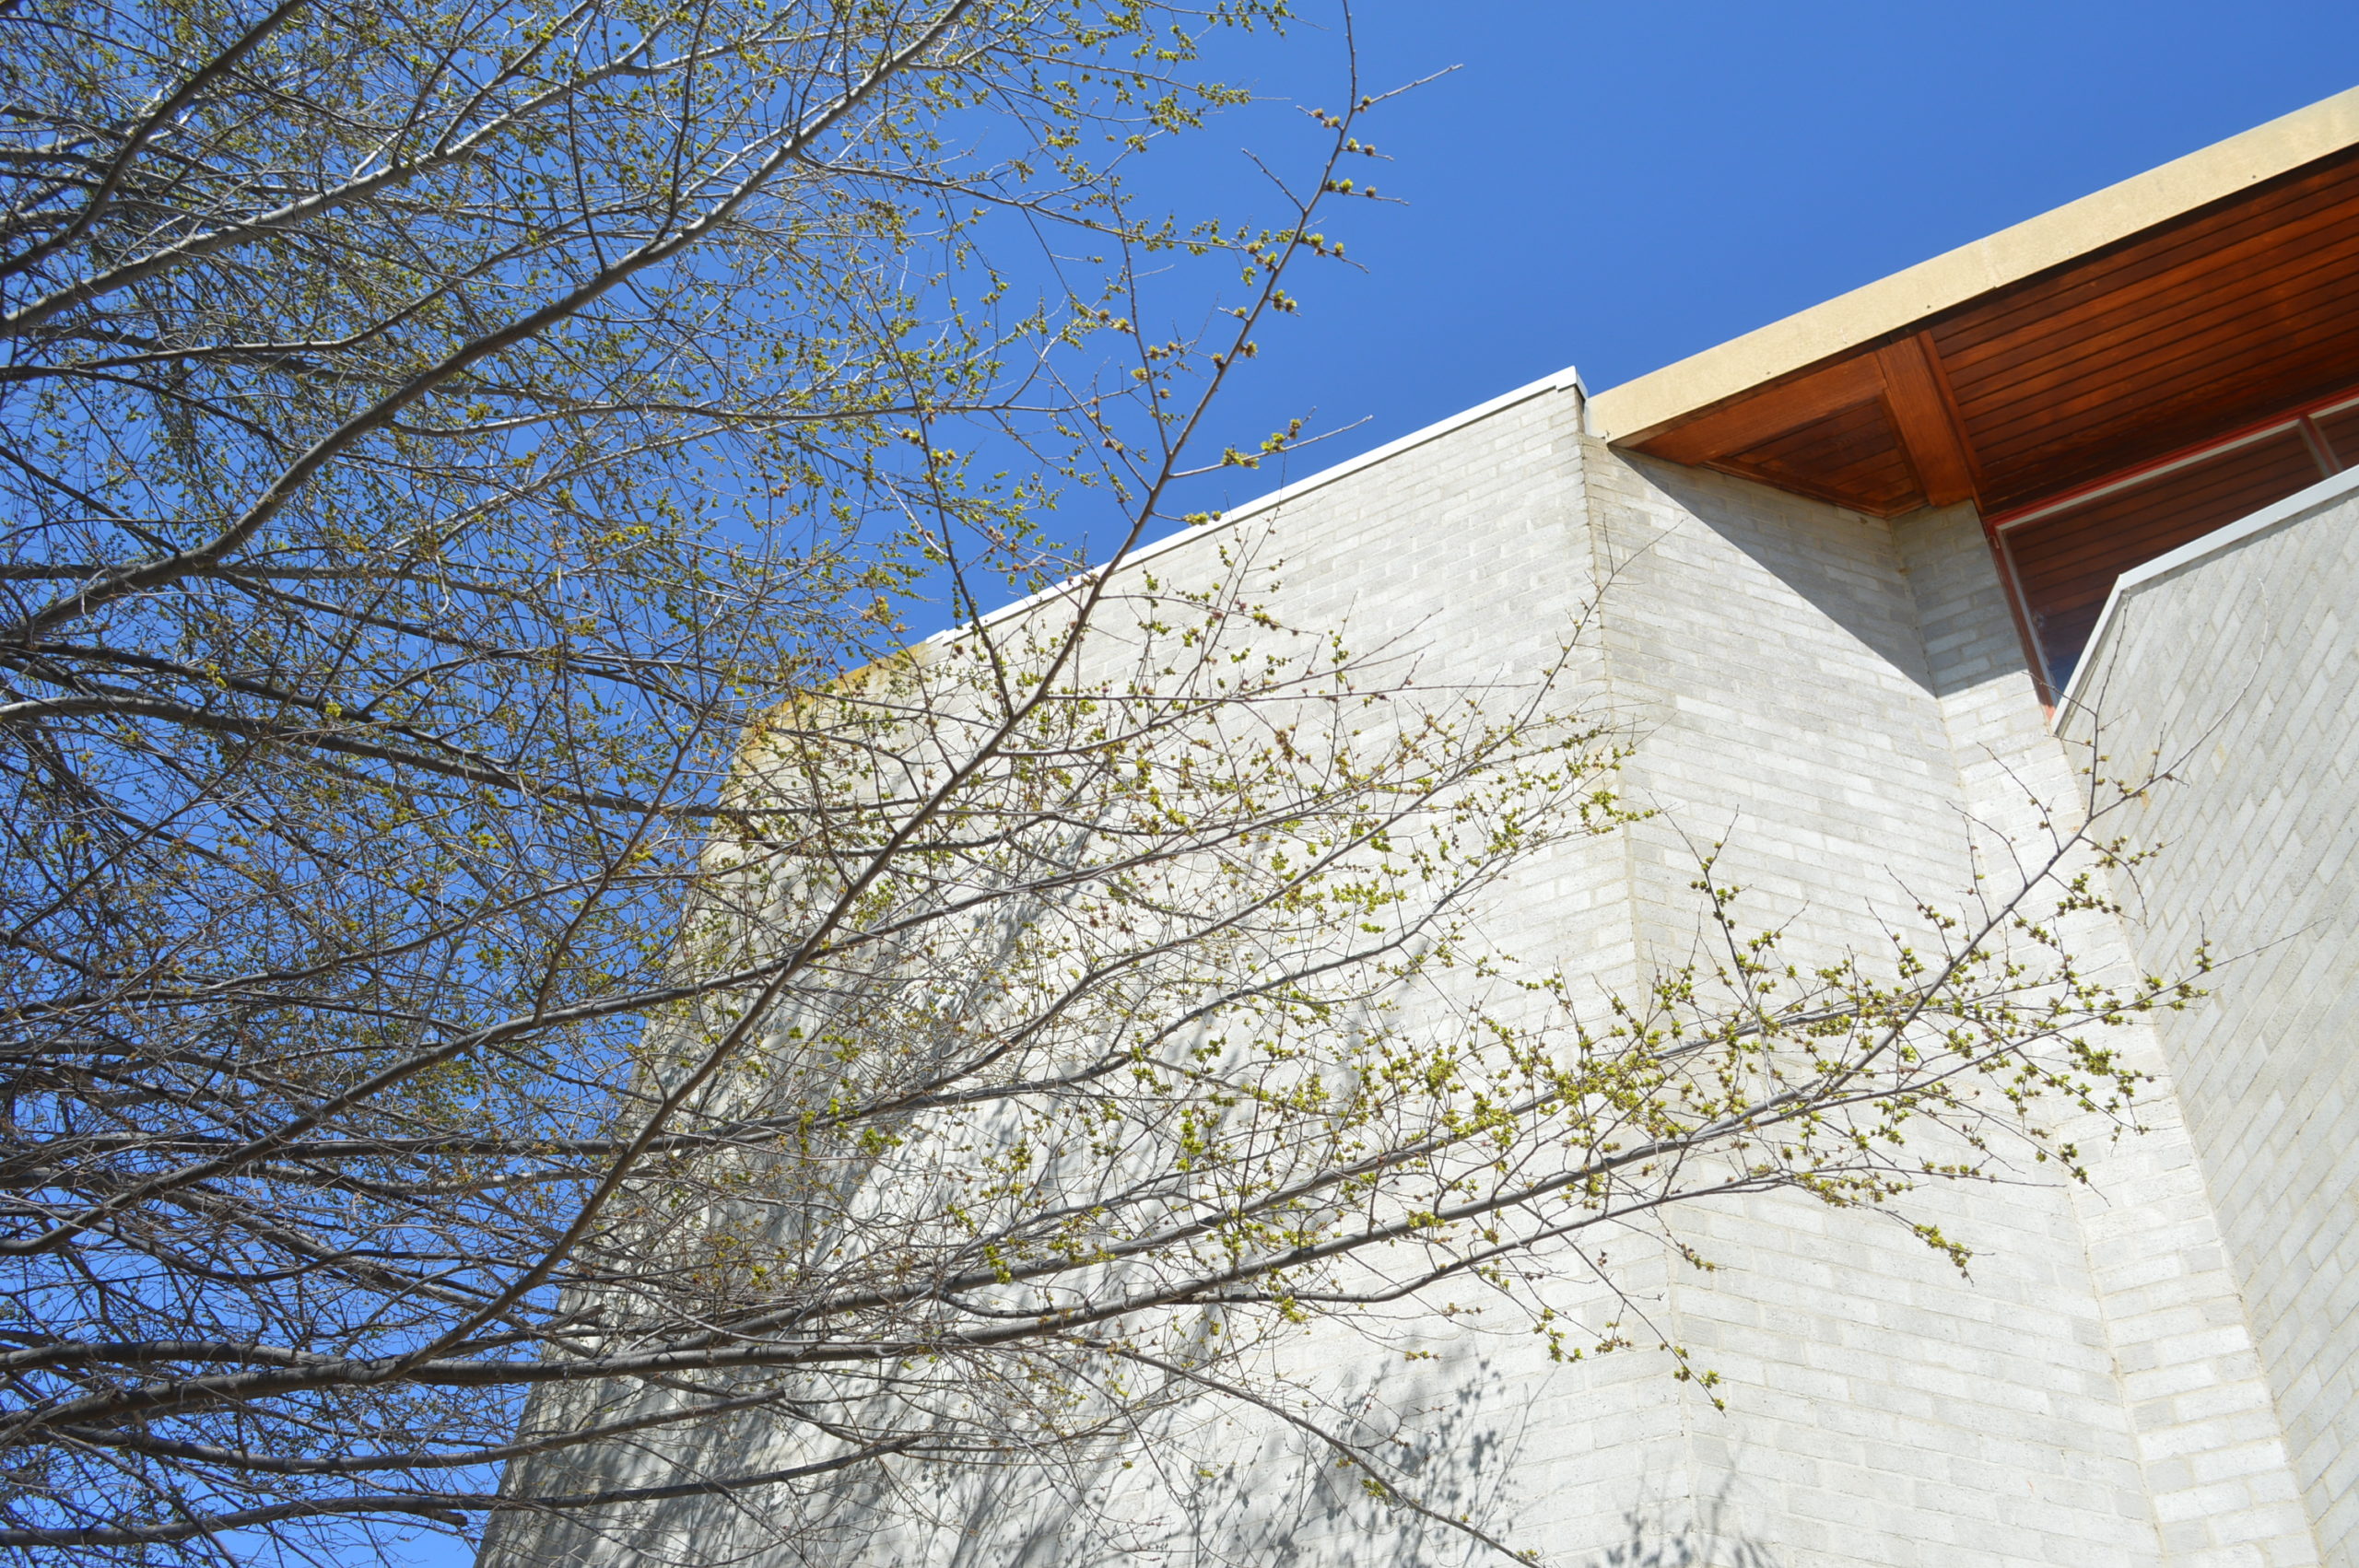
<box><xmin>1986</xmin><ymin>383</ymin><xmax>2359</xmax><ymax>704</ymax></box>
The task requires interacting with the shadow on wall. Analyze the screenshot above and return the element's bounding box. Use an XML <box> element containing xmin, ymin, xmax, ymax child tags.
<box><xmin>477</xmin><ymin>1339</ymin><xmax>1787</xmax><ymax>1567</ymax></box>
<box><xmin>1624</xmin><ymin>456</ymin><xmax>1938</xmax><ymax>699</ymax></box>
<box><xmin>1583</xmin><ymin>1488</ymin><xmax>1784</xmax><ymax>1568</ymax></box>
<box><xmin>915</xmin><ymin>1347</ymin><xmax>1781</xmax><ymax>1568</ymax></box>
<box><xmin>918</xmin><ymin>1345</ymin><xmax>1533</xmax><ymax>1568</ymax></box>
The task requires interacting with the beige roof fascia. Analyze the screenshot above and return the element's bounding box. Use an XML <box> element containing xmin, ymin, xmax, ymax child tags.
<box><xmin>1586</xmin><ymin>84</ymin><xmax>2359</xmax><ymax>444</ymax></box>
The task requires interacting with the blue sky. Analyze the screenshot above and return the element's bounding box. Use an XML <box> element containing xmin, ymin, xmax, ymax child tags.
<box><xmin>1158</xmin><ymin>0</ymin><xmax>2359</xmax><ymax>529</ymax></box>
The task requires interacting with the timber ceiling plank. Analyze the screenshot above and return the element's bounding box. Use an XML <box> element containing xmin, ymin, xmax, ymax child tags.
<box><xmin>1935</xmin><ymin>154</ymin><xmax>2359</xmax><ymax>364</ymax></box>
<box><xmin>1621</xmin><ymin>141</ymin><xmax>2359</xmax><ymax>521</ymax></box>
<box><xmin>1637</xmin><ymin>355</ymin><xmax>1885</xmax><ymax>467</ymax></box>
<box><xmin>1939</xmin><ymin>232</ymin><xmax>2359</xmax><ymax>412</ymax></box>
<box><xmin>1719</xmin><ymin>397</ymin><xmax>1921</xmax><ymax>517</ymax></box>
<box><xmin>1948</xmin><ymin>234</ymin><xmax>2359</xmax><ymax>421</ymax></box>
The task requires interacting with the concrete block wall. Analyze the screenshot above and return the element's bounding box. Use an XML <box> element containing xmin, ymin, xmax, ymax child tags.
<box><xmin>1899</xmin><ymin>503</ymin><xmax>2319</xmax><ymax>1568</ymax></box>
<box><xmin>487</xmin><ymin>384</ymin><xmax>2340</xmax><ymax>1568</ymax></box>
<box><xmin>1575</xmin><ymin>451</ymin><xmax>2191</xmax><ymax>1568</ymax></box>
<box><xmin>486</xmin><ymin>381</ymin><xmax>1663</xmax><ymax>1568</ymax></box>
<box><xmin>2060</xmin><ymin>474</ymin><xmax>2359</xmax><ymax>1566</ymax></box>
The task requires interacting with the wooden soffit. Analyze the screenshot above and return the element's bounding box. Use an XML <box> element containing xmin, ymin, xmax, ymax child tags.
<box><xmin>1588</xmin><ymin>87</ymin><xmax>2359</xmax><ymax>519</ymax></box>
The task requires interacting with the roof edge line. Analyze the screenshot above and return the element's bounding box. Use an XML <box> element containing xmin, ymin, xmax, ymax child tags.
<box><xmin>924</xmin><ymin>364</ymin><xmax>1585</xmax><ymax>646</ymax></box>
<box><xmin>1588</xmin><ymin>84</ymin><xmax>2359</xmax><ymax>444</ymax></box>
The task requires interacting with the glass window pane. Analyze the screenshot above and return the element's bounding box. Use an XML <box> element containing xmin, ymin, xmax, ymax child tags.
<box><xmin>2004</xmin><ymin>430</ymin><xmax>2324</xmax><ymax>690</ymax></box>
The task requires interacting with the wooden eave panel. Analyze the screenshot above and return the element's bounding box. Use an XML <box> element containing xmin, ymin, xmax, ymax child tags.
<box><xmin>1721</xmin><ymin>397</ymin><xmax>1922</xmax><ymax>517</ymax></box>
<box><xmin>1934</xmin><ymin>153</ymin><xmax>2359</xmax><ymax>358</ymax></box>
<box><xmin>1940</xmin><ymin>224</ymin><xmax>2359</xmax><ymax>415</ymax></box>
<box><xmin>2005</xmin><ymin>430</ymin><xmax>2321</xmax><ymax>666</ymax></box>
<box><xmin>1623</xmin><ymin>144</ymin><xmax>2359</xmax><ymax>521</ymax></box>
<box><xmin>1637</xmin><ymin>356</ymin><xmax>1885</xmax><ymax>467</ymax></box>
<box><xmin>1948</xmin><ymin>215</ymin><xmax>2359</xmax><ymax>422</ymax></box>
<box><xmin>1947</xmin><ymin>247</ymin><xmax>2359</xmax><ymax>427</ymax></box>
<box><xmin>1964</xmin><ymin>322</ymin><xmax>2359</xmax><ymax>509</ymax></box>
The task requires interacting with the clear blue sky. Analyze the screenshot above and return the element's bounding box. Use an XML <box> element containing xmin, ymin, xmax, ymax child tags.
<box><xmin>1168</xmin><ymin>0</ymin><xmax>2359</xmax><ymax>525</ymax></box>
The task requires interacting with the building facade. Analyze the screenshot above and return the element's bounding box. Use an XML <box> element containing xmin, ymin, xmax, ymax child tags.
<box><xmin>488</xmin><ymin>88</ymin><xmax>2359</xmax><ymax>1568</ymax></box>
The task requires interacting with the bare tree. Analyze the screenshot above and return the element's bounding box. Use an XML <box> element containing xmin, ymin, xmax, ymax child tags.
<box><xmin>465</xmin><ymin>534</ymin><xmax>2205</xmax><ymax>1568</ymax></box>
<box><xmin>0</xmin><ymin>0</ymin><xmax>2202</xmax><ymax>1562</ymax></box>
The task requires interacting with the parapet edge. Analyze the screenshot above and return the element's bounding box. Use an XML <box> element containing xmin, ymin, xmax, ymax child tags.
<box><xmin>1588</xmin><ymin>85</ymin><xmax>2359</xmax><ymax>445</ymax></box>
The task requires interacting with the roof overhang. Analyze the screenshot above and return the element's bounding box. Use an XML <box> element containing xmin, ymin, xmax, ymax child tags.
<box><xmin>1587</xmin><ymin>86</ymin><xmax>2359</xmax><ymax>519</ymax></box>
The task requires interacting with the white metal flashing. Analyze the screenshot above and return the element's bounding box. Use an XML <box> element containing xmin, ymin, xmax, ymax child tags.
<box><xmin>925</xmin><ymin>364</ymin><xmax>1585</xmax><ymax>645</ymax></box>
<box><xmin>1200</xmin><ymin>362</ymin><xmax>1588</xmax><ymax>531</ymax></box>
<box><xmin>2056</xmin><ymin>463</ymin><xmax>2359</xmax><ymax>721</ymax></box>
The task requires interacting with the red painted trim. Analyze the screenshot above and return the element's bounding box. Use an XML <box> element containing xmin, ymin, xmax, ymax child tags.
<box><xmin>1979</xmin><ymin>378</ymin><xmax>2359</xmax><ymax>707</ymax></box>
<box><xmin>1988</xmin><ymin>380</ymin><xmax>2359</xmax><ymax>531</ymax></box>
<box><xmin>2300</xmin><ymin>414</ymin><xmax>2344</xmax><ymax>474</ymax></box>
<box><xmin>1982</xmin><ymin>514</ymin><xmax>2059</xmax><ymax>709</ymax></box>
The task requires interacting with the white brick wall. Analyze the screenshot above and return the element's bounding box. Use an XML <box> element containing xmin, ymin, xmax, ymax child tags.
<box><xmin>1900</xmin><ymin>502</ymin><xmax>2318</xmax><ymax>1568</ymax></box>
<box><xmin>2061</xmin><ymin>474</ymin><xmax>2359</xmax><ymax>1568</ymax></box>
<box><xmin>1579</xmin><ymin>452</ymin><xmax>2166</xmax><ymax>1568</ymax></box>
<box><xmin>487</xmin><ymin>388</ymin><xmax>2345</xmax><ymax>1568</ymax></box>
